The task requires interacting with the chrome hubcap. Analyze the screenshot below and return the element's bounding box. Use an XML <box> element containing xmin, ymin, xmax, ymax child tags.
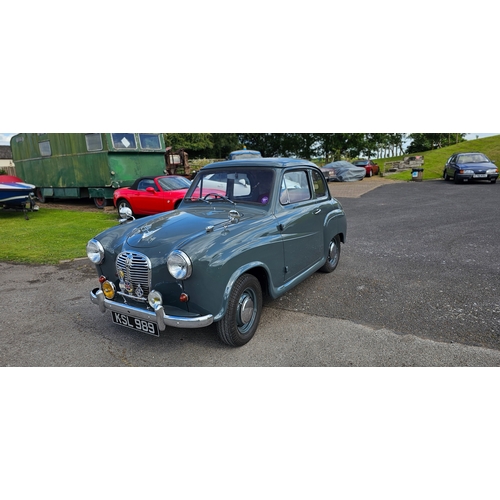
<box><xmin>237</xmin><ymin>291</ymin><xmax>255</xmax><ymax>330</ymax></box>
<box><xmin>328</xmin><ymin>240</ymin><xmax>338</xmax><ymax>264</ymax></box>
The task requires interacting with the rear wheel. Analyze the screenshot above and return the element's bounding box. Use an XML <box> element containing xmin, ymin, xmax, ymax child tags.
<box><xmin>319</xmin><ymin>235</ymin><xmax>341</xmax><ymax>273</ymax></box>
<box><xmin>93</xmin><ymin>197</ymin><xmax>107</xmax><ymax>209</ymax></box>
<box><xmin>217</xmin><ymin>274</ymin><xmax>262</xmax><ymax>347</ymax></box>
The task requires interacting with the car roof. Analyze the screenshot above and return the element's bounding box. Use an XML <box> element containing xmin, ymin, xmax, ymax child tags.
<box><xmin>229</xmin><ymin>149</ymin><xmax>261</xmax><ymax>155</ymax></box>
<box><xmin>201</xmin><ymin>157</ymin><xmax>319</xmax><ymax>170</ymax></box>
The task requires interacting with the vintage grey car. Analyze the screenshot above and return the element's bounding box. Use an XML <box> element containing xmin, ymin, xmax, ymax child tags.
<box><xmin>87</xmin><ymin>158</ymin><xmax>347</xmax><ymax>346</ymax></box>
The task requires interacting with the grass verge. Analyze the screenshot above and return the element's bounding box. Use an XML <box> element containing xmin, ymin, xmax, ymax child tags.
<box><xmin>0</xmin><ymin>207</ymin><xmax>117</xmax><ymax>264</ymax></box>
<box><xmin>381</xmin><ymin>135</ymin><xmax>500</xmax><ymax>181</ymax></box>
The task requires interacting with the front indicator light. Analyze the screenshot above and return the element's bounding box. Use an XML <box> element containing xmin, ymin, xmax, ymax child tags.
<box><xmin>180</xmin><ymin>293</ymin><xmax>189</xmax><ymax>303</ymax></box>
<box><xmin>148</xmin><ymin>290</ymin><xmax>163</xmax><ymax>309</ymax></box>
<box><xmin>101</xmin><ymin>280</ymin><xmax>116</xmax><ymax>299</ymax></box>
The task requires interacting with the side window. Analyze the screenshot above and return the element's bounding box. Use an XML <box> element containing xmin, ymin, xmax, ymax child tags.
<box><xmin>39</xmin><ymin>141</ymin><xmax>51</xmax><ymax>157</ymax></box>
<box><xmin>137</xmin><ymin>179</ymin><xmax>157</xmax><ymax>191</ymax></box>
<box><xmin>280</xmin><ymin>170</ymin><xmax>311</xmax><ymax>205</ymax></box>
<box><xmin>311</xmin><ymin>170</ymin><xmax>327</xmax><ymax>198</ymax></box>
<box><xmin>85</xmin><ymin>133</ymin><xmax>103</xmax><ymax>151</ymax></box>
<box><xmin>112</xmin><ymin>133</ymin><xmax>137</xmax><ymax>149</ymax></box>
<box><xmin>139</xmin><ymin>134</ymin><xmax>161</xmax><ymax>150</ymax></box>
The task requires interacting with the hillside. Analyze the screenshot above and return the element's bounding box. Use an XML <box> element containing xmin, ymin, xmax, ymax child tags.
<box><xmin>380</xmin><ymin>135</ymin><xmax>500</xmax><ymax>181</ymax></box>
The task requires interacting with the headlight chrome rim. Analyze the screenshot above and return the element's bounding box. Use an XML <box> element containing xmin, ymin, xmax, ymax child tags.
<box><xmin>167</xmin><ymin>250</ymin><xmax>192</xmax><ymax>280</ymax></box>
<box><xmin>87</xmin><ymin>238</ymin><xmax>105</xmax><ymax>264</ymax></box>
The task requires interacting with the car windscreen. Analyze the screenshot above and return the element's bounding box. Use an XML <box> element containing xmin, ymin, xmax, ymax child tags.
<box><xmin>457</xmin><ymin>154</ymin><xmax>489</xmax><ymax>164</ymax></box>
<box><xmin>158</xmin><ymin>176</ymin><xmax>192</xmax><ymax>191</ymax></box>
<box><xmin>185</xmin><ymin>168</ymin><xmax>275</xmax><ymax>205</ymax></box>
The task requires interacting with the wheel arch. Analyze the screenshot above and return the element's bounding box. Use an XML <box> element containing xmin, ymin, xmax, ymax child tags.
<box><xmin>214</xmin><ymin>262</ymin><xmax>271</xmax><ymax>322</ymax></box>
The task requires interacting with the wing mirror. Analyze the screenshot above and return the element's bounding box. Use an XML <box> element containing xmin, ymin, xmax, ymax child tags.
<box><xmin>119</xmin><ymin>206</ymin><xmax>135</xmax><ymax>224</ymax></box>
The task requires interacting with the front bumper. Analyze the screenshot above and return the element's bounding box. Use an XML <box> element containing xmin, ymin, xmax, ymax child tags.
<box><xmin>455</xmin><ymin>173</ymin><xmax>499</xmax><ymax>182</ymax></box>
<box><xmin>90</xmin><ymin>288</ymin><xmax>214</xmax><ymax>330</ymax></box>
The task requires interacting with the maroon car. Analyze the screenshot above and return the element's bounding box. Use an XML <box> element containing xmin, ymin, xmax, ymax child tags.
<box><xmin>113</xmin><ymin>175</ymin><xmax>192</xmax><ymax>216</ymax></box>
<box><xmin>352</xmin><ymin>159</ymin><xmax>380</xmax><ymax>177</ymax></box>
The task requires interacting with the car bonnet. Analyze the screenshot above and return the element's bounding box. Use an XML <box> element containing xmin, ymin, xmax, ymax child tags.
<box><xmin>124</xmin><ymin>207</ymin><xmax>256</xmax><ymax>249</ymax></box>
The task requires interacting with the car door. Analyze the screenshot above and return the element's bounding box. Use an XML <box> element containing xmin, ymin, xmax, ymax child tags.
<box><xmin>275</xmin><ymin>169</ymin><xmax>325</xmax><ymax>282</ymax></box>
<box><xmin>445</xmin><ymin>155</ymin><xmax>456</xmax><ymax>177</ymax></box>
<box><xmin>133</xmin><ymin>179</ymin><xmax>167</xmax><ymax>214</ymax></box>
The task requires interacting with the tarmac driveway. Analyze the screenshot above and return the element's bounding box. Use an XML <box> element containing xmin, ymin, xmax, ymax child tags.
<box><xmin>284</xmin><ymin>177</ymin><xmax>500</xmax><ymax>350</ymax></box>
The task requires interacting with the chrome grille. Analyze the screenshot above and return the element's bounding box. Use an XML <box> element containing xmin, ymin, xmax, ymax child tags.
<box><xmin>116</xmin><ymin>251</ymin><xmax>152</xmax><ymax>301</ymax></box>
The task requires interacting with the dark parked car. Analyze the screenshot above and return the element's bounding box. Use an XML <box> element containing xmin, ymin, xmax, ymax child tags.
<box><xmin>443</xmin><ymin>152</ymin><xmax>498</xmax><ymax>184</ymax></box>
<box><xmin>227</xmin><ymin>150</ymin><xmax>262</xmax><ymax>160</ymax></box>
<box><xmin>88</xmin><ymin>158</ymin><xmax>347</xmax><ymax>347</ymax></box>
<box><xmin>113</xmin><ymin>175</ymin><xmax>192</xmax><ymax>216</ymax></box>
<box><xmin>352</xmin><ymin>159</ymin><xmax>380</xmax><ymax>177</ymax></box>
<box><xmin>320</xmin><ymin>161</ymin><xmax>366</xmax><ymax>182</ymax></box>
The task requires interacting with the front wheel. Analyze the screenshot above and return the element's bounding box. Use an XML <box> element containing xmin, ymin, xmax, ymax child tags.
<box><xmin>217</xmin><ymin>274</ymin><xmax>263</xmax><ymax>347</ymax></box>
<box><xmin>319</xmin><ymin>235</ymin><xmax>341</xmax><ymax>273</ymax></box>
<box><xmin>117</xmin><ymin>198</ymin><xmax>133</xmax><ymax>215</ymax></box>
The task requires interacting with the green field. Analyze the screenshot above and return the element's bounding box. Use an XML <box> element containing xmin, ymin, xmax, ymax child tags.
<box><xmin>379</xmin><ymin>134</ymin><xmax>500</xmax><ymax>181</ymax></box>
<box><xmin>0</xmin><ymin>208</ymin><xmax>117</xmax><ymax>264</ymax></box>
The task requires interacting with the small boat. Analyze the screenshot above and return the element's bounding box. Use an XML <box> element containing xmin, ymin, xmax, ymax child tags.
<box><xmin>0</xmin><ymin>175</ymin><xmax>38</xmax><ymax>219</ymax></box>
<box><xmin>0</xmin><ymin>175</ymin><xmax>36</xmax><ymax>207</ymax></box>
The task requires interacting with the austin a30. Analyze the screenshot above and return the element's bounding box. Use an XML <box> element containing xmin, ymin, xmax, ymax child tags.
<box><xmin>87</xmin><ymin>158</ymin><xmax>347</xmax><ymax>346</ymax></box>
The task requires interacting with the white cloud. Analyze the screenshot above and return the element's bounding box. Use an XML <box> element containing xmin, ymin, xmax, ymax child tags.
<box><xmin>0</xmin><ymin>133</ymin><xmax>16</xmax><ymax>146</ymax></box>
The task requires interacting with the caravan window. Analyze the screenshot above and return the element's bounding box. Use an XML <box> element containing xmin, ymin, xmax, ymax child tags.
<box><xmin>139</xmin><ymin>134</ymin><xmax>161</xmax><ymax>150</ymax></box>
<box><xmin>112</xmin><ymin>133</ymin><xmax>137</xmax><ymax>149</ymax></box>
<box><xmin>39</xmin><ymin>141</ymin><xmax>51</xmax><ymax>157</ymax></box>
<box><xmin>85</xmin><ymin>134</ymin><xmax>103</xmax><ymax>151</ymax></box>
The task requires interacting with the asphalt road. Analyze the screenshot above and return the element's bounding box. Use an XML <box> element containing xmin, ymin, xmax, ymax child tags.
<box><xmin>1</xmin><ymin>178</ymin><xmax>500</xmax><ymax>366</ymax></box>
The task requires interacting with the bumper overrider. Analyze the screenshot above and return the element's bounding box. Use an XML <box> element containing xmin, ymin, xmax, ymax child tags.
<box><xmin>90</xmin><ymin>288</ymin><xmax>214</xmax><ymax>330</ymax></box>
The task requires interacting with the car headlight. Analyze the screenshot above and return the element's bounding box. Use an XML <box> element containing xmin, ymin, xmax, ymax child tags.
<box><xmin>463</xmin><ymin>169</ymin><xmax>474</xmax><ymax>174</ymax></box>
<box><xmin>487</xmin><ymin>169</ymin><xmax>498</xmax><ymax>174</ymax></box>
<box><xmin>167</xmin><ymin>250</ymin><xmax>192</xmax><ymax>280</ymax></box>
<box><xmin>87</xmin><ymin>238</ymin><xmax>105</xmax><ymax>264</ymax></box>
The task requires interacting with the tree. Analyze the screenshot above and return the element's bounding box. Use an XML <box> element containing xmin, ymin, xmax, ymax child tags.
<box><xmin>163</xmin><ymin>133</ymin><xmax>214</xmax><ymax>154</ymax></box>
<box><xmin>406</xmin><ymin>133</ymin><xmax>465</xmax><ymax>153</ymax></box>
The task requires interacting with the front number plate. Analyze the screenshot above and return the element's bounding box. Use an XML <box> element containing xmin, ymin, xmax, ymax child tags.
<box><xmin>474</xmin><ymin>174</ymin><xmax>487</xmax><ymax>178</ymax></box>
<box><xmin>112</xmin><ymin>312</ymin><xmax>159</xmax><ymax>337</ymax></box>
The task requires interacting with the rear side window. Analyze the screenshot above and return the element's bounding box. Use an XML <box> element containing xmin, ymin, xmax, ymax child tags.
<box><xmin>311</xmin><ymin>170</ymin><xmax>327</xmax><ymax>198</ymax></box>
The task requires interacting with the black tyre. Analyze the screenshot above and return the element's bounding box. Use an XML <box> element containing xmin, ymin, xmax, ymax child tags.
<box><xmin>454</xmin><ymin>174</ymin><xmax>462</xmax><ymax>184</ymax></box>
<box><xmin>491</xmin><ymin>179</ymin><xmax>497</xmax><ymax>184</ymax></box>
<box><xmin>443</xmin><ymin>172</ymin><xmax>451</xmax><ymax>181</ymax></box>
<box><xmin>94</xmin><ymin>197</ymin><xmax>107</xmax><ymax>209</ymax></box>
<box><xmin>117</xmin><ymin>199</ymin><xmax>133</xmax><ymax>216</ymax></box>
<box><xmin>217</xmin><ymin>273</ymin><xmax>263</xmax><ymax>347</ymax></box>
<box><xmin>319</xmin><ymin>235</ymin><xmax>341</xmax><ymax>273</ymax></box>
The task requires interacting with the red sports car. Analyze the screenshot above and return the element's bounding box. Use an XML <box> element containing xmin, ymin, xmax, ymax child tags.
<box><xmin>352</xmin><ymin>159</ymin><xmax>380</xmax><ymax>177</ymax></box>
<box><xmin>113</xmin><ymin>175</ymin><xmax>192</xmax><ymax>216</ymax></box>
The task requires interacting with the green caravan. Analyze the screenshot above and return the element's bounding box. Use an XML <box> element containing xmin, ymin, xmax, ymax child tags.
<box><xmin>10</xmin><ymin>133</ymin><xmax>167</xmax><ymax>208</ymax></box>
